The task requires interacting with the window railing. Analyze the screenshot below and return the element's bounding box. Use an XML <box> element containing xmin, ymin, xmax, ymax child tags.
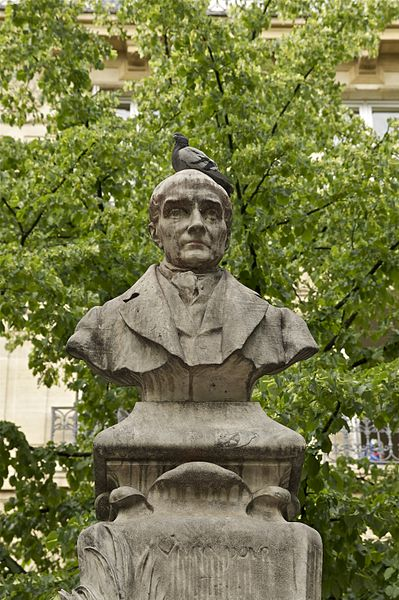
<box><xmin>51</xmin><ymin>407</ymin><xmax>78</xmax><ymax>444</ymax></box>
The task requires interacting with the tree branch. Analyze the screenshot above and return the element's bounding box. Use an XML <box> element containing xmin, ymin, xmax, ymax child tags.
<box><xmin>27</xmin><ymin>444</ymin><xmax>91</xmax><ymax>458</ymax></box>
<box><xmin>300</xmin><ymin>476</ymin><xmax>308</xmax><ymax>521</ymax></box>
<box><xmin>0</xmin><ymin>547</ymin><xmax>26</xmax><ymax>574</ymax></box>
<box><xmin>163</xmin><ymin>31</ymin><xmax>173</xmax><ymax>86</ymax></box>
<box><xmin>20</xmin><ymin>209</ymin><xmax>44</xmax><ymax>246</ymax></box>
<box><xmin>321</xmin><ymin>400</ymin><xmax>341</xmax><ymax>434</ymax></box>
<box><xmin>1</xmin><ymin>197</ymin><xmax>25</xmax><ymax>237</ymax></box>
<box><xmin>55</xmin><ymin>450</ymin><xmax>91</xmax><ymax>458</ymax></box>
<box><xmin>247</xmin><ymin>154</ymin><xmax>283</xmax><ymax>204</ymax></box>
<box><xmin>263</xmin><ymin>198</ymin><xmax>340</xmax><ymax>232</ymax></box>
<box><xmin>323</xmin><ymin>312</ymin><xmax>358</xmax><ymax>352</ymax></box>
<box><xmin>207</xmin><ymin>45</ymin><xmax>242</xmax><ymax>206</ymax></box>
<box><xmin>333</xmin><ymin>240</ymin><xmax>398</xmax><ymax>312</ymax></box>
<box><xmin>207</xmin><ymin>45</ymin><xmax>236</xmax><ymax>156</ymax></box>
<box><xmin>163</xmin><ymin>32</ymin><xmax>170</xmax><ymax>59</ymax></box>
<box><xmin>96</xmin><ymin>178</ymin><xmax>104</xmax><ymax>212</ymax></box>
<box><xmin>207</xmin><ymin>45</ymin><xmax>224</xmax><ymax>95</ymax></box>
<box><xmin>251</xmin><ymin>0</ymin><xmax>273</xmax><ymax>41</ymax></box>
<box><xmin>269</xmin><ymin>66</ymin><xmax>315</xmax><ymax>138</ymax></box>
<box><xmin>50</xmin><ymin>144</ymin><xmax>93</xmax><ymax>196</ymax></box>
<box><xmin>19</xmin><ymin>143</ymin><xmax>94</xmax><ymax>246</ymax></box>
<box><xmin>155</xmin><ymin>109</ymin><xmax>182</xmax><ymax>135</ymax></box>
<box><xmin>322</xmin><ymin>238</ymin><xmax>398</xmax><ymax>352</ymax></box>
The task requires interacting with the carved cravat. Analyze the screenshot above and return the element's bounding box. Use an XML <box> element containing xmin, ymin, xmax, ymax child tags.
<box><xmin>158</xmin><ymin>263</ymin><xmax>223</xmax><ymax>333</ymax></box>
<box><xmin>170</xmin><ymin>270</ymin><xmax>199</xmax><ymax>305</ymax></box>
<box><xmin>157</xmin><ymin>264</ymin><xmax>225</xmax><ymax>364</ymax></box>
<box><xmin>159</xmin><ymin>263</ymin><xmax>222</xmax><ymax>305</ymax></box>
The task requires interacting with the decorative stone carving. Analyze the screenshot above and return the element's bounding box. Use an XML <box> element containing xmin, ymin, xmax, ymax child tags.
<box><xmin>61</xmin><ymin>463</ymin><xmax>322</xmax><ymax>600</ymax></box>
<box><xmin>92</xmin><ymin>401</ymin><xmax>306</xmax><ymax>521</ymax></box>
<box><xmin>63</xmin><ymin>169</ymin><xmax>322</xmax><ymax>598</ymax></box>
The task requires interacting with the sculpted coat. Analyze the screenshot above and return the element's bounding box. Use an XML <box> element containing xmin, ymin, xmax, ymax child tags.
<box><xmin>66</xmin><ymin>264</ymin><xmax>317</xmax><ymax>402</ymax></box>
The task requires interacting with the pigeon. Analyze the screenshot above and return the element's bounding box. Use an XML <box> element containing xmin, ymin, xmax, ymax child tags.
<box><xmin>172</xmin><ymin>133</ymin><xmax>234</xmax><ymax>196</ymax></box>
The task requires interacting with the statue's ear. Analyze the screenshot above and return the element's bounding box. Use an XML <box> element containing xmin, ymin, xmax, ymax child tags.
<box><xmin>148</xmin><ymin>222</ymin><xmax>163</xmax><ymax>249</ymax></box>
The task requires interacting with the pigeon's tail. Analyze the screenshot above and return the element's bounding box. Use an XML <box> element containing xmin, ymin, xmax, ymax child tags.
<box><xmin>208</xmin><ymin>171</ymin><xmax>234</xmax><ymax>197</ymax></box>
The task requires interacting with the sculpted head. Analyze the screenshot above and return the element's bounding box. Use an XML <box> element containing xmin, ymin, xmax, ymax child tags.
<box><xmin>149</xmin><ymin>170</ymin><xmax>232</xmax><ymax>272</ymax></box>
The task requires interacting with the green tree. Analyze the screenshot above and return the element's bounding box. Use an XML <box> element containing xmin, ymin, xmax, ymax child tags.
<box><xmin>0</xmin><ymin>0</ymin><xmax>398</xmax><ymax>598</ymax></box>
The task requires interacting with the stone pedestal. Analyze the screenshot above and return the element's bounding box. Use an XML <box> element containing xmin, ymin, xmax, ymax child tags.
<box><xmin>61</xmin><ymin>403</ymin><xmax>323</xmax><ymax>600</ymax></box>
<box><xmin>61</xmin><ymin>462</ymin><xmax>322</xmax><ymax>600</ymax></box>
<box><xmin>94</xmin><ymin>401</ymin><xmax>305</xmax><ymax>520</ymax></box>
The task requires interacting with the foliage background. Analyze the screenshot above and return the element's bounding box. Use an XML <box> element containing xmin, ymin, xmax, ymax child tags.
<box><xmin>0</xmin><ymin>0</ymin><xmax>398</xmax><ymax>598</ymax></box>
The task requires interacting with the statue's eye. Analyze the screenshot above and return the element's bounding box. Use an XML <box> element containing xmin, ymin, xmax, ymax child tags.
<box><xmin>202</xmin><ymin>208</ymin><xmax>219</xmax><ymax>220</ymax></box>
<box><xmin>168</xmin><ymin>207</ymin><xmax>187</xmax><ymax>218</ymax></box>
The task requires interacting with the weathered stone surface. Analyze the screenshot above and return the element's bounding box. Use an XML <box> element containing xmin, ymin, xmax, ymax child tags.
<box><xmin>66</xmin><ymin>171</ymin><xmax>318</xmax><ymax>395</ymax></box>
<box><xmin>61</xmin><ymin>463</ymin><xmax>322</xmax><ymax>600</ymax></box>
<box><xmin>62</xmin><ymin>170</ymin><xmax>322</xmax><ymax>599</ymax></box>
<box><xmin>93</xmin><ymin>401</ymin><xmax>306</xmax><ymax>521</ymax></box>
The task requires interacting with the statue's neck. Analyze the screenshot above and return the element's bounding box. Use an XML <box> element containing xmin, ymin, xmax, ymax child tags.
<box><xmin>160</xmin><ymin>259</ymin><xmax>221</xmax><ymax>275</ymax></box>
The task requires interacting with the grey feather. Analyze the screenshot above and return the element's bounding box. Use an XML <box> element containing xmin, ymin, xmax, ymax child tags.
<box><xmin>172</xmin><ymin>133</ymin><xmax>233</xmax><ymax>196</ymax></box>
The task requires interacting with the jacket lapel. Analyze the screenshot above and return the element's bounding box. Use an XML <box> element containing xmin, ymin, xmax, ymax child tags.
<box><xmin>119</xmin><ymin>266</ymin><xmax>268</xmax><ymax>365</ymax></box>
<box><xmin>221</xmin><ymin>271</ymin><xmax>269</xmax><ymax>361</ymax></box>
<box><xmin>198</xmin><ymin>274</ymin><xmax>226</xmax><ymax>335</ymax></box>
<box><xmin>119</xmin><ymin>265</ymin><xmax>184</xmax><ymax>360</ymax></box>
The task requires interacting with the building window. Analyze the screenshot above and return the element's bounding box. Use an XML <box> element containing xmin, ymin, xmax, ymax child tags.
<box><xmin>92</xmin><ymin>86</ymin><xmax>137</xmax><ymax>120</ymax></box>
<box><xmin>115</xmin><ymin>98</ymin><xmax>138</xmax><ymax>120</ymax></box>
<box><xmin>372</xmin><ymin>110</ymin><xmax>399</xmax><ymax>137</ymax></box>
<box><xmin>51</xmin><ymin>407</ymin><xmax>78</xmax><ymax>444</ymax></box>
<box><xmin>346</xmin><ymin>101</ymin><xmax>399</xmax><ymax>137</ymax></box>
<box><xmin>207</xmin><ymin>0</ymin><xmax>229</xmax><ymax>15</ymax></box>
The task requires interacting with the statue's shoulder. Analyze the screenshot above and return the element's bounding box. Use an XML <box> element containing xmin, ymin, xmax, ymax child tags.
<box><xmin>220</xmin><ymin>271</ymin><xmax>318</xmax><ymax>372</ymax></box>
<box><xmin>66</xmin><ymin>266</ymin><xmax>158</xmax><ymax>356</ymax></box>
<box><xmin>102</xmin><ymin>265</ymin><xmax>158</xmax><ymax>312</ymax></box>
<box><xmin>222</xmin><ymin>270</ymin><xmax>269</xmax><ymax>306</ymax></box>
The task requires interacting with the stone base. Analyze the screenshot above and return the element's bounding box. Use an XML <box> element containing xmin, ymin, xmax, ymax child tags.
<box><xmin>94</xmin><ymin>402</ymin><xmax>305</xmax><ymax>520</ymax></box>
<box><xmin>61</xmin><ymin>462</ymin><xmax>322</xmax><ymax>600</ymax></box>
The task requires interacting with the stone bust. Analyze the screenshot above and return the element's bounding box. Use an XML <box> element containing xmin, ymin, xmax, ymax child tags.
<box><xmin>66</xmin><ymin>169</ymin><xmax>318</xmax><ymax>402</ymax></box>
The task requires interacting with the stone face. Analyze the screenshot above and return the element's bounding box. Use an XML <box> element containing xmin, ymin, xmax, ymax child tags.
<box><xmin>62</xmin><ymin>170</ymin><xmax>322</xmax><ymax>599</ymax></box>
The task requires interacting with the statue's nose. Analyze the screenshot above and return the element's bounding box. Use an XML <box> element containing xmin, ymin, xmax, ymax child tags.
<box><xmin>187</xmin><ymin>207</ymin><xmax>206</xmax><ymax>232</ymax></box>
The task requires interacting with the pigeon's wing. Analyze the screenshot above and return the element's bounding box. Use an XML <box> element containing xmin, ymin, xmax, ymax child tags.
<box><xmin>178</xmin><ymin>146</ymin><xmax>219</xmax><ymax>172</ymax></box>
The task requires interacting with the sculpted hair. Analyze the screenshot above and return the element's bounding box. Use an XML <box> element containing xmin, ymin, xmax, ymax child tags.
<box><xmin>149</xmin><ymin>172</ymin><xmax>233</xmax><ymax>235</ymax></box>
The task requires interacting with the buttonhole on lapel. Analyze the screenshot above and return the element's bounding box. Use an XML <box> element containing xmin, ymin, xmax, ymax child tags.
<box><xmin>123</xmin><ymin>292</ymin><xmax>140</xmax><ymax>303</ymax></box>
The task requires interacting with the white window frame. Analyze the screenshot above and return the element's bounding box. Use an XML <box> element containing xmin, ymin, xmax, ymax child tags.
<box><xmin>345</xmin><ymin>100</ymin><xmax>399</xmax><ymax>135</ymax></box>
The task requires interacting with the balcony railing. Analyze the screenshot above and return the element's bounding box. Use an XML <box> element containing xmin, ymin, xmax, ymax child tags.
<box><xmin>329</xmin><ymin>417</ymin><xmax>399</xmax><ymax>464</ymax></box>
